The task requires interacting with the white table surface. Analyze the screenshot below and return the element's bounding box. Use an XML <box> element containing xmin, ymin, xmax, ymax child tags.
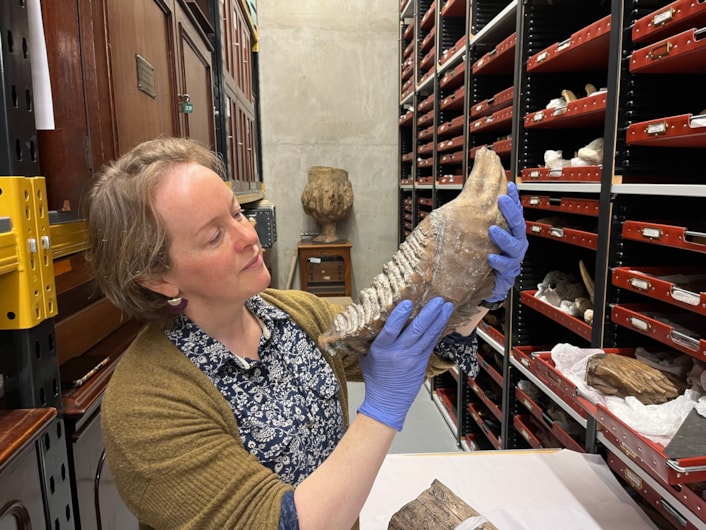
<box><xmin>360</xmin><ymin>449</ymin><xmax>658</xmax><ymax>530</ymax></box>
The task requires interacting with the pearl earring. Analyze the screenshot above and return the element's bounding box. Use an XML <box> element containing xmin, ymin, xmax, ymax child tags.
<box><xmin>167</xmin><ymin>296</ymin><xmax>182</xmax><ymax>306</ymax></box>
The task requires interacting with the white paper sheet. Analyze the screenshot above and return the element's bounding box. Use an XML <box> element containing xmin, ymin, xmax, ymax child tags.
<box><xmin>27</xmin><ymin>0</ymin><xmax>54</xmax><ymax>130</ymax></box>
<box><xmin>360</xmin><ymin>450</ymin><xmax>658</xmax><ymax>529</ymax></box>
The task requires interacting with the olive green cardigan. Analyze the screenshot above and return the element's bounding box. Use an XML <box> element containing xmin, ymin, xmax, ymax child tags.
<box><xmin>102</xmin><ymin>288</ymin><xmax>453</xmax><ymax>529</ymax></box>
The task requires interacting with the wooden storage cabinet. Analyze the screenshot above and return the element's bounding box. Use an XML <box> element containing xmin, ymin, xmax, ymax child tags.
<box><xmin>36</xmin><ymin>0</ymin><xmax>260</xmax><ymax>212</ymax></box>
<box><xmin>66</xmin><ymin>410</ymin><xmax>137</xmax><ymax>530</ymax></box>
<box><xmin>298</xmin><ymin>241</ymin><xmax>352</xmax><ymax>297</ymax></box>
<box><xmin>220</xmin><ymin>0</ymin><xmax>259</xmax><ymax>192</ymax></box>
<box><xmin>1</xmin><ymin>1</ymin><xmax>260</xmax><ymax>528</ymax></box>
<box><xmin>0</xmin><ymin>409</ymin><xmax>59</xmax><ymax>528</ymax></box>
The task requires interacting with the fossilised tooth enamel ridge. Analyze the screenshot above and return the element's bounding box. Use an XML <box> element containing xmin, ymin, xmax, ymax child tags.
<box><xmin>318</xmin><ymin>146</ymin><xmax>509</xmax><ymax>356</ymax></box>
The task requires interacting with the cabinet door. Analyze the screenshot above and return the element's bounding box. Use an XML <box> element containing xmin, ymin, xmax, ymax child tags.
<box><xmin>226</xmin><ymin>93</ymin><xmax>258</xmax><ymax>190</ymax></box>
<box><xmin>39</xmin><ymin>0</ymin><xmax>105</xmax><ymax>211</ymax></box>
<box><xmin>222</xmin><ymin>0</ymin><xmax>253</xmax><ymax>103</ymax></box>
<box><xmin>70</xmin><ymin>411</ymin><xmax>137</xmax><ymax>530</ymax></box>
<box><xmin>0</xmin><ymin>442</ymin><xmax>47</xmax><ymax>528</ymax></box>
<box><xmin>175</xmin><ymin>4</ymin><xmax>215</xmax><ymax>147</ymax></box>
<box><xmin>105</xmin><ymin>0</ymin><xmax>177</xmax><ymax>153</ymax></box>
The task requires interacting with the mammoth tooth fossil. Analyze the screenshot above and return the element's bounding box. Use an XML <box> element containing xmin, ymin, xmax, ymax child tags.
<box><xmin>319</xmin><ymin>147</ymin><xmax>509</xmax><ymax>356</ymax></box>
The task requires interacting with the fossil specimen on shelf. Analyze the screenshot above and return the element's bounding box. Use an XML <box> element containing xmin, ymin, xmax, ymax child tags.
<box><xmin>319</xmin><ymin>147</ymin><xmax>508</xmax><ymax>355</ymax></box>
<box><xmin>586</xmin><ymin>353</ymin><xmax>686</xmax><ymax>405</ymax></box>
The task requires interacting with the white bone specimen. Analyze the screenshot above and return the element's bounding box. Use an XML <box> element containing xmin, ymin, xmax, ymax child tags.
<box><xmin>319</xmin><ymin>147</ymin><xmax>508</xmax><ymax>355</ymax></box>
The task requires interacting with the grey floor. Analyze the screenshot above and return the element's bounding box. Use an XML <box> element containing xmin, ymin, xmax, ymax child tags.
<box><xmin>347</xmin><ymin>382</ymin><xmax>462</xmax><ymax>454</ymax></box>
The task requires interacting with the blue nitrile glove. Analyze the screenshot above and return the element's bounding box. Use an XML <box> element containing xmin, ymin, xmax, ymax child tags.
<box><xmin>358</xmin><ymin>297</ymin><xmax>454</xmax><ymax>431</ymax></box>
<box><xmin>486</xmin><ymin>182</ymin><xmax>528</xmax><ymax>303</ymax></box>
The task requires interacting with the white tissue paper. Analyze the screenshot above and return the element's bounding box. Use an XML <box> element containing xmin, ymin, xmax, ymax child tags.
<box><xmin>550</xmin><ymin>343</ymin><xmax>702</xmax><ymax>445</ymax></box>
<box><xmin>455</xmin><ymin>516</ymin><xmax>493</xmax><ymax>530</ymax></box>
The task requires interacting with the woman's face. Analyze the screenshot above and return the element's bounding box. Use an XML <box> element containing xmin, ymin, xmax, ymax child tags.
<box><xmin>149</xmin><ymin>162</ymin><xmax>270</xmax><ymax>311</ymax></box>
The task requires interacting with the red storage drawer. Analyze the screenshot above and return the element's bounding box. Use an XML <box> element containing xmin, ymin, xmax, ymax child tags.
<box><xmin>472</xmin><ymin>32</ymin><xmax>516</xmax><ymax>75</ymax></box>
<box><xmin>520</xmin><ymin>165</ymin><xmax>602</xmax><ymax>183</ymax></box>
<box><xmin>417</xmin><ymin>109</ymin><xmax>434</xmax><ymax>128</ymax></box>
<box><xmin>468</xmin><ymin>378</ymin><xmax>502</xmax><ymax>422</ymax></box>
<box><xmin>440</xmin><ymin>35</ymin><xmax>466</xmax><ymax>65</ymax></box>
<box><xmin>515</xmin><ymin>386</ymin><xmax>585</xmax><ymax>452</ymax></box>
<box><xmin>436</xmin><ymin>135</ymin><xmax>464</xmax><ymax>153</ymax></box>
<box><xmin>521</xmin><ymin>195</ymin><xmax>600</xmax><ymax>216</ymax></box>
<box><xmin>437</xmin><ymin>114</ymin><xmax>466</xmax><ymax>136</ymax></box>
<box><xmin>514</xmin><ymin>414</ymin><xmax>564</xmax><ymax>449</ymax></box>
<box><xmin>621</xmin><ymin>220</ymin><xmax>706</xmax><ymax>254</ymax></box>
<box><xmin>524</xmin><ymin>91</ymin><xmax>607</xmax><ymax>129</ymax></box>
<box><xmin>439</xmin><ymin>150</ymin><xmax>464</xmax><ymax>165</ymax></box>
<box><xmin>400</xmin><ymin>62</ymin><xmax>413</xmax><ymax>82</ymax></box>
<box><xmin>527</xmin><ymin>15</ymin><xmax>611</xmax><ymax>72</ymax></box>
<box><xmin>417</xmin><ymin>92</ymin><xmax>435</xmax><ymax>113</ymax></box>
<box><xmin>441</xmin><ymin>0</ymin><xmax>465</xmax><ymax>18</ymax></box>
<box><xmin>437</xmin><ymin>174</ymin><xmax>463</xmax><ymax>186</ymax></box>
<box><xmin>597</xmin><ymin>404</ymin><xmax>706</xmax><ymax>485</ymax></box>
<box><xmin>417</xmin><ymin>156</ymin><xmax>433</xmax><ymax>168</ymax></box>
<box><xmin>606</xmin><ymin>452</ymin><xmax>705</xmax><ymax>529</ymax></box>
<box><xmin>630</xmin><ymin>27</ymin><xmax>706</xmax><ymax>73</ymax></box>
<box><xmin>626</xmin><ymin>113</ymin><xmax>706</xmax><ymax>148</ymax></box>
<box><xmin>526</xmin><ymin>220</ymin><xmax>598</xmax><ymax>250</ymax></box>
<box><xmin>520</xmin><ymin>290</ymin><xmax>593</xmax><ymax>341</ymax></box>
<box><xmin>420</xmin><ymin>48</ymin><xmax>435</xmax><ymax>71</ymax></box>
<box><xmin>476</xmin><ymin>349</ymin><xmax>503</xmax><ymax>387</ymax></box>
<box><xmin>511</xmin><ymin>345</ymin><xmax>549</xmax><ymax>375</ymax></box>
<box><xmin>469</xmin><ymin>106</ymin><xmax>513</xmax><ymax>134</ymax></box>
<box><xmin>633</xmin><ymin>0</ymin><xmax>706</xmax><ymax>44</ymax></box>
<box><xmin>491</xmin><ymin>137</ymin><xmax>512</xmax><ymax>155</ymax></box>
<box><xmin>421</xmin><ymin>25</ymin><xmax>436</xmax><ymax>52</ymax></box>
<box><xmin>477</xmin><ymin>318</ymin><xmax>504</xmax><ymax>347</ymax></box>
<box><xmin>532</xmin><ymin>352</ymin><xmax>602</xmax><ymax>420</ymax></box>
<box><xmin>417</xmin><ymin>124</ymin><xmax>434</xmax><ymax>141</ymax></box>
<box><xmin>417</xmin><ymin>141</ymin><xmax>434</xmax><ymax>155</ymax></box>
<box><xmin>611</xmin><ymin>266</ymin><xmax>706</xmax><ymax>316</ymax></box>
<box><xmin>420</xmin><ymin>0</ymin><xmax>436</xmax><ymax>29</ymax></box>
<box><xmin>398</xmin><ymin>110</ymin><xmax>413</xmax><ymax>127</ymax></box>
<box><xmin>440</xmin><ymin>62</ymin><xmax>466</xmax><ymax>89</ymax></box>
<box><xmin>440</xmin><ymin>85</ymin><xmax>465</xmax><ymax>111</ymax></box>
<box><xmin>435</xmin><ymin>386</ymin><xmax>457</xmax><ymax>425</ymax></box>
<box><xmin>611</xmin><ymin>303</ymin><xmax>706</xmax><ymax>359</ymax></box>
<box><xmin>468</xmin><ymin>401</ymin><xmax>501</xmax><ymax>449</ymax></box>
<box><xmin>471</xmin><ymin>86</ymin><xmax>514</xmax><ymax>118</ymax></box>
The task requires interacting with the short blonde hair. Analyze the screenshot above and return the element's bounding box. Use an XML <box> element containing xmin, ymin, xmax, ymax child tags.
<box><xmin>84</xmin><ymin>137</ymin><xmax>226</xmax><ymax>328</ymax></box>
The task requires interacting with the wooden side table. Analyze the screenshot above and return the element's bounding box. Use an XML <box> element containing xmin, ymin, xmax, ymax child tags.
<box><xmin>298</xmin><ymin>240</ymin><xmax>352</xmax><ymax>296</ymax></box>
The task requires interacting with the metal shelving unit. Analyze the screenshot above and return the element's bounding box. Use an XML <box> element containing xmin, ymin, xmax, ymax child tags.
<box><xmin>398</xmin><ymin>1</ymin><xmax>706</xmax><ymax>527</ymax></box>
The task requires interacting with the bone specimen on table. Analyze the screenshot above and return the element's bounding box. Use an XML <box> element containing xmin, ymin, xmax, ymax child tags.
<box><xmin>319</xmin><ymin>147</ymin><xmax>508</xmax><ymax>355</ymax></box>
<box><xmin>585</xmin><ymin>353</ymin><xmax>687</xmax><ymax>405</ymax></box>
<box><xmin>388</xmin><ymin>479</ymin><xmax>499</xmax><ymax>530</ymax></box>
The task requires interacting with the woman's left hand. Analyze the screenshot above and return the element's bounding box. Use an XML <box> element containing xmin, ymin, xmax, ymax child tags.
<box><xmin>485</xmin><ymin>182</ymin><xmax>528</xmax><ymax>303</ymax></box>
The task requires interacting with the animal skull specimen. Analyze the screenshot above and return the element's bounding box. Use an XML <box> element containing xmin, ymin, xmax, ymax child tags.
<box><xmin>319</xmin><ymin>147</ymin><xmax>508</xmax><ymax>355</ymax></box>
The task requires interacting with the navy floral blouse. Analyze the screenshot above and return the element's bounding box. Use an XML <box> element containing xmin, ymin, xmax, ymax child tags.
<box><xmin>166</xmin><ymin>295</ymin><xmax>479</xmax><ymax>528</ymax></box>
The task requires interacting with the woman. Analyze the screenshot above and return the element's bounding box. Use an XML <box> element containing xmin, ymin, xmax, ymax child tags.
<box><xmin>85</xmin><ymin>137</ymin><xmax>526</xmax><ymax>529</ymax></box>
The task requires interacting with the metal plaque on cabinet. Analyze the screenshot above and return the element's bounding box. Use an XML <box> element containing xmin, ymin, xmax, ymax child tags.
<box><xmin>135</xmin><ymin>54</ymin><xmax>157</xmax><ymax>99</ymax></box>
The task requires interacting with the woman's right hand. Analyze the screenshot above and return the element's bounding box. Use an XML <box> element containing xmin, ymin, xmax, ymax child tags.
<box><xmin>358</xmin><ymin>297</ymin><xmax>453</xmax><ymax>430</ymax></box>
